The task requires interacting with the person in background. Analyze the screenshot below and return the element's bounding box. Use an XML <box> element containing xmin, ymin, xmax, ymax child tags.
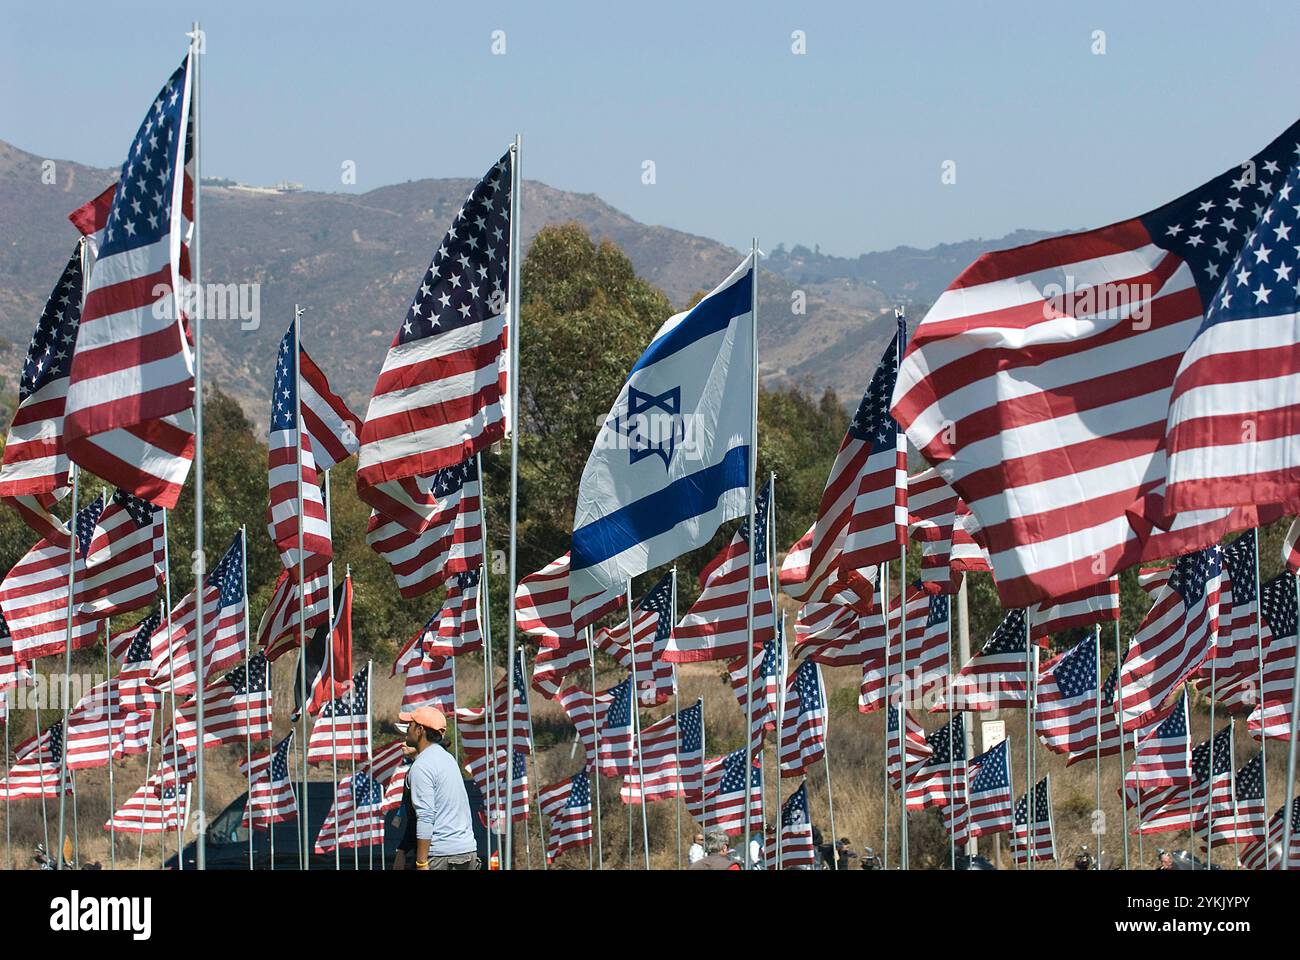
<box><xmin>395</xmin><ymin>706</ymin><xmax>478</xmax><ymax>871</ymax></box>
<box><xmin>688</xmin><ymin>830</ymin><xmax>741</xmax><ymax>870</ymax></box>
<box><xmin>835</xmin><ymin>837</ymin><xmax>859</xmax><ymax>871</ymax></box>
<box><xmin>687</xmin><ymin>833</ymin><xmax>706</xmax><ymax>865</ymax></box>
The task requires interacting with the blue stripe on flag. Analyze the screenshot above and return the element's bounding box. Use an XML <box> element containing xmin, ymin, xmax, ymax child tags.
<box><xmin>572</xmin><ymin>444</ymin><xmax>750</xmax><ymax>569</ymax></box>
<box><xmin>628</xmin><ymin>269</ymin><xmax>752</xmax><ymax>377</ymax></box>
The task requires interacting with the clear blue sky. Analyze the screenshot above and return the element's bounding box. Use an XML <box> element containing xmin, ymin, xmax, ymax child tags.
<box><xmin>6</xmin><ymin>1</ymin><xmax>1300</xmax><ymax>256</ymax></box>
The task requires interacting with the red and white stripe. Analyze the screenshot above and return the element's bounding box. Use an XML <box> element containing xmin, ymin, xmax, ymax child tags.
<box><xmin>619</xmin><ymin>712</ymin><xmax>684</xmax><ymax>803</ymax></box>
<box><xmin>425</xmin><ymin>574</ymin><xmax>482</xmax><ymax>657</ymax></box>
<box><xmin>1123</xmin><ymin>694</ymin><xmax>1191</xmax><ymax>793</ymax></box>
<box><xmin>531</xmin><ymin>639</ymin><xmax>590</xmax><ymax>700</ymax></box>
<box><xmin>0</xmin><ymin>723</ymin><xmax>67</xmax><ymax>800</ymax></box>
<box><xmin>1029</xmin><ymin>578</ymin><xmax>1119</xmax><ymax>641</ymax></box>
<box><xmin>173</xmin><ymin>657</ymin><xmax>272</xmax><ymax>751</ymax></box>
<box><xmin>0</xmin><ymin>537</ymin><xmax>98</xmax><ymax>660</ymax></box>
<box><xmin>886</xmin><ymin>705</ymin><xmax>932</xmax><ymax>794</ymax></box>
<box><xmin>365</xmin><ymin>473</ymin><xmax>482</xmax><ymax>600</ymax></box>
<box><xmin>64</xmin><ymin>63</ymin><xmax>197</xmax><ymax>508</ymax></box>
<box><xmin>75</xmin><ymin>492</ymin><xmax>166</xmax><ymax>619</ymax></box>
<box><xmin>464</xmin><ymin>748</ymin><xmax>529</xmax><ymax>824</ymax></box>
<box><xmin>314</xmin><ymin>773</ymin><xmax>386</xmax><ymax>853</ymax></box>
<box><xmin>1240</xmin><ymin>800</ymin><xmax>1300</xmax><ymax>870</ymax></box>
<box><xmin>539</xmin><ymin>772</ymin><xmax>593</xmax><ymax>863</ymax></box>
<box><xmin>1246</xmin><ymin>620</ymin><xmax>1295</xmax><ymax>741</ymax></box>
<box><xmin>240</xmin><ymin>733</ymin><xmax>299</xmax><ymax>828</ymax></box>
<box><xmin>397</xmin><ymin>652</ymin><xmax>455</xmax><ymax>715</ymax></box>
<box><xmin>299</xmin><ymin>347</ymin><xmax>360</xmax><ymax>471</ymax></box>
<box><xmin>557</xmin><ymin>685</ymin><xmax>609</xmax><ymax>766</ymax></box>
<box><xmin>665</xmin><ymin>526</ymin><xmax>774</xmax><ymax>664</ymax></box>
<box><xmin>777</xmin><ymin>661</ymin><xmax>827</xmax><ymax>777</ymax></box>
<box><xmin>105</xmin><ymin>775</ymin><xmax>189</xmax><ymax>834</ymax></box>
<box><xmin>455</xmin><ymin>672</ymin><xmax>530</xmax><ymax>756</ymax></box>
<box><xmin>266</xmin><ymin>414</ymin><xmax>332</xmax><ymax>580</ymax></box>
<box><xmin>256</xmin><ymin>568</ymin><xmax>330</xmax><ymax>662</ymax></box>
<box><xmin>514</xmin><ymin>552</ymin><xmax>623</xmax><ymax>647</ymax></box>
<box><xmin>593</xmin><ymin>614</ymin><xmax>674</xmax><ymax>708</ymax></box>
<box><xmin>150</xmin><ymin>581</ymin><xmax>246</xmax><ymax>696</ymax></box>
<box><xmin>858</xmin><ymin>586</ymin><xmax>946</xmax><ymax>713</ymax></box>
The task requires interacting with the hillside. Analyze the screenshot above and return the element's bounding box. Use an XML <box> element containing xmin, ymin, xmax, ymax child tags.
<box><xmin>1</xmin><ymin>137</ymin><xmax>1048</xmax><ymax>425</ymax></box>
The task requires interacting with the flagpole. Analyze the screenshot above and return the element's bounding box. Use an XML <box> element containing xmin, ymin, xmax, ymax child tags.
<box><xmin>323</xmin><ymin>468</ymin><xmax>340</xmax><ymax>871</ymax></box>
<box><xmin>671</xmin><ymin>566</ymin><xmax>682</xmax><ymax>869</ymax></box>
<box><xmin>104</xmin><ymin>619</ymin><xmax>116</xmax><ymax>869</ymax></box>
<box><xmin>1204</xmin><ymin>634</ymin><xmax>1219</xmax><ymax>869</ymax></box>
<box><xmin>473</xmin><ymin>448</ymin><xmax>499</xmax><ymax>865</ymax></box>
<box><xmin>34</xmin><ymin>696</ymin><xmax>51</xmax><ymax>856</ymax></box>
<box><xmin>1133</xmin><ymin>731</ymin><xmax>1145</xmax><ymax>865</ymax></box>
<box><xmin>881</xmin><ymin>561</ymin><xmax>890</xmax><ymax>869</ymax></box>
<box><xmin>698</xmin><ymin>693</ymin><xmax>709</xmax><ymax>842</ymax></box>
<box><xmin>54</xmin><ymin>461</ymin><xmax>79</xmax><ymax>871</ymax></box>
<box><xmin>367</xmin><ymin>653</ymin><xmax>375</xmax><ymax>871</ymax></box>
<box><xmin>741</xmin><ymin>237</ymin><xmax>760</xmax><ymax>870</ymax></box>
<box><xmin>586</xmin><ymin>625</ymin><xmax>603</xmax><ymax>870</ymax></box>
<box><xmin>290</xmin><ymin>304</ymin><xmax>311</xmax><ymax>869</ymax></box>
<box><xmin>185</xmin><ymin>20</ymin><xmax>208</xmax><ymax>871</ymax></box>
<box><xmin>1023</xmin><ymin>611</ymin><xmax>1033</xmax><ymax>871</ymax></box>
<box><xmin>1115</xmin><ymin>623</ymin><xmax>1129</xmax><ymax>869</ymax></box>
<box><xmin>234</xmin><ymin>525</ymin><xmax>253</xmax><ymax>869</ymax></box>
<box><xmin>898</xmin><ymin>545</ymin><xmax>910</xmax><ymax>869</ymax></box>
<box><xmin>136</xmin><ymin>716</ymin><xmax>153</xmax><ymax>866</ymax></box>
<box><xmin>624</xmin><ymin>582</ymin><xmax>651</xmax><ymax>867</ymax></box>
<box><xmin>1281</xmin><ymin>571</ymin><xmax>1300</xmax><ymax>861</ymax></box>
<box><xmin>521</xmin><ymin>646</ymin><xmax>547</xmax><ymax>871</ymax></box>
<box><xmin>3</xmin><ymin>693</ymin><xmax>10</xmax><ymax>870</ymax></box>
<box><xmin>502</xmin><ymin>131</ymin><xmax>523</xmax><ymax>872</ymax></box>
<box><xmin>773</xmin><ymin>614</ymin><xmax>788</xmax><ymax>869</ymax></box>
<box><xmin>1252</xmin><ymin>530</ymin><xmax>1271</xmax><ymax>869</ymax></box>
<box><xmin>1093</xmin><ymin>624</ymin><xmax>1102</xmax><ymax>869</ymax></box>
<box><xmin>948</xmin><ymin>611</ymin><xmax>955</xmax><ymax>871</ymax></box>
<box><xmin>161</xmin><ymin>509</ymin><xmax>183</xmax><ymax>868</ymax></box>
<box><xmin>819</xmin><ymin>662</ymin><xmax>838</xmax><ymax>873</ymax></box>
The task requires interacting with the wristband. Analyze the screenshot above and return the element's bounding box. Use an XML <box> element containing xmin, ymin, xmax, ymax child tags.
<box><xmin>415</xmin><ymin>859</ymin><xmax>429</xmax><ymax>868</ymax></box>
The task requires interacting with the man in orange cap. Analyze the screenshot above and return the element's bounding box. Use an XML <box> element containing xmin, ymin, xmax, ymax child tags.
<box><xmin>397</xmin><ymin>705</ymin><xmax>477</xmax><ymax>870</ymax></box>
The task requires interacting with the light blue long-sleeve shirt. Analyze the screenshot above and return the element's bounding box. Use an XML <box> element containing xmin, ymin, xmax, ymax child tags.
<box><xmin>408</xmin><ymin>743</ymin><xmax>476</xmax><ymax>856</ymax></box>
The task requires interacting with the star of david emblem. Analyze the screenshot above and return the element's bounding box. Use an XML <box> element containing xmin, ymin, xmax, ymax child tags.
<box><xmin>619</xmin><ymin>385</ymin><xmax>684</xmax><ymax>470</ymax></box>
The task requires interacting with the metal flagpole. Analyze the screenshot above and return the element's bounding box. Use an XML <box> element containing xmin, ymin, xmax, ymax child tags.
<box><xmin>1093</xmin><ymin>625</ymin><xmax>1103</xmax><ymax>868</ymax></box>
<box><xmin>948</xmin><ymin>612</ymin><xmax>955</xmax><ymax>871</ymax></box>
<box><xmin>1282</xmin><ymin>571</ymin><xmax>1300</xmax><ymax>861</ymax></box>
<box><xmin>367</xmin><ymin>654</ymin><xmax>376</xmax><ymax>871</ymax></box>
<box><xmin>521</xmin><ymin>647</ymin><xmax>547</xmax><ymax>870</ymax></box>
<box><xmin>3</xmin><ymin>693</ymin><xmax>10</xmax><ymax>870</ymax></box>
<box><xmin>881</xmin><ymin>561</ymin><xmax>890</xmax><ymax>869</ymax></box>
<box><xmin>502</xmin><ymin>132</ymin><xmax>523</xmax><ymax>872</ymax></box>
<box><xmin>34</xmin><ymin>697</ymin><xmax>51</xmax><ymax>856</ymax></box>
<box><xmin>104</xmin><ymin>619</ymin><xmax>116</xmax><ymax>869</ymax></box>
<box><xmin>698</xmin><ymin>694</ymin><xmax>709</xmax><ymax>840</ymax></box>
<box><xmin>671</xmin><ymin>565</ymin><xmax>682</xmax><ymax>869</ymax></box>
<box><xmin>187</xmin><ymin>20</ymin><xmax>207</xmax><ymax>870</ymax></box>
<box><xmin>898</xmin><ymin>544</ymin><xmax>910</xmax><ymax>869</ymax></box>
<box><xmin>161</xmin><ymin>509</ymin><xmax>183</xmax><ymax>868</ymax></box>
<box><xmin>71</xmin><ymin>768</ymin><xmax>80</xmax><ymax>866</ymax></box>
<box><xmin>474</xmin><ymin>449</ymin><xmax>499</xmax><ymax>865</ymax></box>
<box><xmin>136</xmin><ymin>718</ymin><xmax>153</xmax><ymax>866</ymax></box>
<box><xmin>587</xmin><ymin>625</ymin><xmax>603</xmax><ymax>869</ymax></box>
<box><xmin>1023</xmin><ymin>612</ymin><xmax>1033</xmax><ymax>871</ymax></box>
<box><xmin>1252</xmin><ymin>529</ymin><xmax>1271</xmax><ymax>869</ymax></box>
<box><xmin>624</xmin><ymin>582</ymin><xmax>650</xmax><ymax>867</ymax></box>
<box><xmin>957</xmin><ymin>575</ymin><xmax>975</xmax><ymax>861</ymax></box>
<box><xmin>773</xmin><ymin>613</ymin><xmax>788</xmax><ymax>869</ymax></box>
<box><xmin>1115</xmin><ymin>623</ymin><xmax>1129</xmax><ymax>869</ymax></box>
<box><xmin>741</xmin><ymin>239</ymin><xmax>760</xmax><ymax>869</ymax></box>
<box><xmin>819</xmin><ymin>662</ymin><xmax>838</xmax><ymax>872</ymax></box>
<box><xmin>323</xmin><ymin>468</ymin><xmax>340</xmax><ymax>871</ymax></box>
<box><xmin>54</xmin><ymin>462</ymin><xmax>79</xmax><ymax>871</ymax></box>
<box><xmin>239</xmin><ymin>526</ymin><xmax>254</xmax><ymax>869</ymax></box>
<box><xmin>1134</xmin><ymin>730</ymin><xmax>1144</xmax><ymax>865</ymax></box>
<box><xmin>291</xmin><ymin>305</ymin><xmax>310</xmax><ymax>868</ymax></box>
<box><xmin>1204</xmin><ymin>636</ymin><xmax>1218</xmax><ymax>869</ymax></box>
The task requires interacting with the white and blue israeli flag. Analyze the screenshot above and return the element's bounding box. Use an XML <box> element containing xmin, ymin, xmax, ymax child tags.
<box><xmin>570</xmin><ymin>253</ymin><xmax>756</xmax><ymax>600</ymax></box>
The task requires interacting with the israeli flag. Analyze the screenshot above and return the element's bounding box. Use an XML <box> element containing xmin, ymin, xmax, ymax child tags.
<box><xmin>570</xmin><ymin>253</ymin><xmax>756</xmax><ymax>600</ymax></box>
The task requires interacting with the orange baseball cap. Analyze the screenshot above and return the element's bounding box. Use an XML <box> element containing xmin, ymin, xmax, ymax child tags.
<box><xmin>398</xmin><ymin>706</ymin><xmax>448</xmax><ymax>734</ymax></box>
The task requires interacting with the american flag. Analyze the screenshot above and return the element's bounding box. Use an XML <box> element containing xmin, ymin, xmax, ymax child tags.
<box><xmin>365</xmin><ymin>457</ymin><xmax>483</xmax><ymax>600</ymax></box>
<box><xmin>303</xmin><ymin>577</ymin><xmax>353</xmax><ymax>717</ymax></box>
<box><xmin>1211</xmin><ymin>751</ymin><xmax>1267</xmax><ymax>848</ymax></box>
<box><xmin>886</xmin><ymin>705</ymin><xmax>932</xmax><ymax>794</ymax></box>
<box><xmin>75</xmin><ymin>488</ymin><xmax>165</xmax><ymax>619</ymax></box>
<box><xmin>1193</xmin><ymin>531</ymin><xmax>1260</xmax><ymax>707</ymax></box>
<box><xmin>315</xmin><ymin>769</ymin><xmax>387</xmax><ymax>854</ymax></box>
<box><xmin>1011</xmin><ymin>776</ymin><xmax>1056</xmax><ymax>865</ymax></box>
<box><xmin>685</xmin><ymin>748</ymin><xmax>763</xmax><ymax>837</ymax></box>
<box><xmin>1119</xmin><ymin>546</ymin><xmax>1221</xmax><ymax>730</ymax></box>
<box><xmin>765</xmin><ymin>781</ymin><xmax>817</xmax><ymax>869</ymax></box>
<box><xmin>539</xmin><ymin>770</ymin><xmax>593</xmax><ymax>864</ymax></box>
<box><xmin>1123</xmin><ymin>689</ymin><xmax>1191</xmax><ymax>794</ymax></box>
<box><xmin>369</xmin><ymin>739</ymin><xmax>410</xmax><ymax>813</ymax></box>
<box><xmin>266</xmin><ymin>320</ymin><xmax>333</xmax><ymax>579</ymax></box>
<box><xmin>1028</xmin><ymin>578</ymin><xmax>1120</xmax><ymax>642</ymax></box>
<box><xmin>859</xmin><ymin>586</ymin><xmax>948</xmax><ymax>713</ymax></box>
<box><xmin>173</xmin><ymin>653</ymin><xmax>272</xmax><ymax>751</ymax></box>
<box><xmin>465</xmin><ymin>748</ymin><xmax>529</xmax><ymax>826</ymax></box>
<box><xmin>1036</xmin><ymin>633</ymin><xmax>1105</xmax><ymax>757</ymax></box>
<box><xmin>1189</xmin><ymin>726</ymin><xmax>1235</xmax><ymax>841</ymax></box>
<box><xmin>65</xmin><ymin>679</ymin><xmax>153</xmax><ymax>768</ymax></box>
<box><xmin>619</xmin><ymin>707</ymin><xmax>686</xmax><ymax>804</ymax></box>
<box><xmin>0</xmin><ymin>509</ymin><xmax>99</xmax><ymax>660</ymax></box>
<box><xmin>596</xmin><ymin>677</ymin><xmax>635</xmax><ymax>777</ymax></box>
<box><xmin>906</xmin><ymin>713</ymin><xmax>966</xmax><ymax>818</ymax></box>
<box><xmin>423</xmin><ymin>568</ymin><xmax>483</xmax><ymax>658</ymax></box>
<box><xmin>780</xmin><ymin>319</ymin><xmax>906</xmax><ymax>604</ymax></box>
<box><xmin>943</xmin><ymin>607</ymin><xmax>1029</xmax><ymax>712</ymax></box>
<box><xmin>906</xmin><ymin>467</ymin><xmax>965</xmax><ymax>595</ymax></box>
<box><xmin>307</xmin><ymin>664</ymin><xmax>371</xmax><ymax>764</ymax></box>
<box><xmin>298</xmin><ymin>342</ymin><xmax>361</xmax><ymax>471</ymax></box>
<box><xmin>595</xmin><ymin>571</ymin><xmax>675</xmax><ymax>707</ymax></box>
<box><xmin>967</xmin><ymin>738</ymin><xmax>1014</xmax><ymax>839</ymax></box>
<box><xmin>151</xmin><ymin>530</ymin><xmax>247</xmax><ymax>694</ymax></box>
<box><xmin>256</xmin><ymin>567</ymin><xmax>330</xmax><ymax>661</ymax></box>
<box><xmin>531</xmin><ymin>637</ymin><xmax>590</xmax><ymax>700</ymax></box>
<box><xmin>110</xmin><ymin>616</ymin><xmax>160</xmax><ymax>716</ymax></box>
<box><xmin>105</xmin><ymin>775</ymin><xmax>189</xmax><ymax>835</ymax></box>
<box><xmin>356</xmin><ymin>152</ymin><xmax>512</xmax><ymax>530</ymax></box>
<box><xmin>65</xmin><ymin>59</ymin><xmax>196</xmax><ymax>507</ymax></box>
<box><xmin>727</xmin><ymin>638</ymin><xmax>782</xmax><ymax>756</ymax></box>
<box><xmin>1164</xmin><ymin>152</ymin><xmax>1300</xmax><ymax>512</ymax></box>
<box><xmin>455</xmin><ymin>656</ymin><xmax>531</xmax><ymax>755</ymax></box>
<box><xmin>241</xmin><ymin>731</ymin><xmax>298</xmax><ymax>829</ymax></box>
<box><xmin>1246</xmin><ymin>572</ymin><xmax>1297</xmax><ymax>740</ymax></box>
<box><xmin>557</xmin><ymin>684</ymin><xmax>610</xmax><ymax>768</ymax></box>
<box><xmin>1131</xmin><ymin>783</ymin><xmax>1193</xmax><ymax>835</ymax></box>
<box><xmin>0</xmin><ymin>247</ymin><xmax>83</xmax><ymax>542</ymax></box>
<box><xmin>889</xmin><ymin>123</ymin><xmax>1300</xmax><ymax>608</ymax></box>
<box><xmin>397</xmin><ymin>650</ymin><xmax>454</xmax><ymax>716</ymax></box>
<box><xmin>1240</xmin><ymin>798</ymin><xmax>1300</xmax><ymax>870</ymax></box>
<box><xmin>665</xmin><ymin>477</ymin><xmax>774</xmax><ymax>663</ymax></box>
<box><xmin>794</xmin><ymin>585</ymin><xmax>897</xmax><ymax>669</ymax></box>
<box><xmin>1285</xmin><ymin>519</ymin><xmax>1300</xmax><ymax>574</ymax></box>
<box><xmin>514</xmin><ymin>552</ymin><xmax>624</xmax><ymax>647</ymax></box>
<box><xmin>0</xmin><ymin>721</ymin><xmax>67</xmax><ymax>799</ymax></box>
<box><xmin>0</xmin><ymin>612</ymin><xmax>33</xmax><ymax>692</ymax></box>
<box><xmin>778</xmin><ymin>658</ymin><xmax>827</xmax><ymax>777</ymax></box>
